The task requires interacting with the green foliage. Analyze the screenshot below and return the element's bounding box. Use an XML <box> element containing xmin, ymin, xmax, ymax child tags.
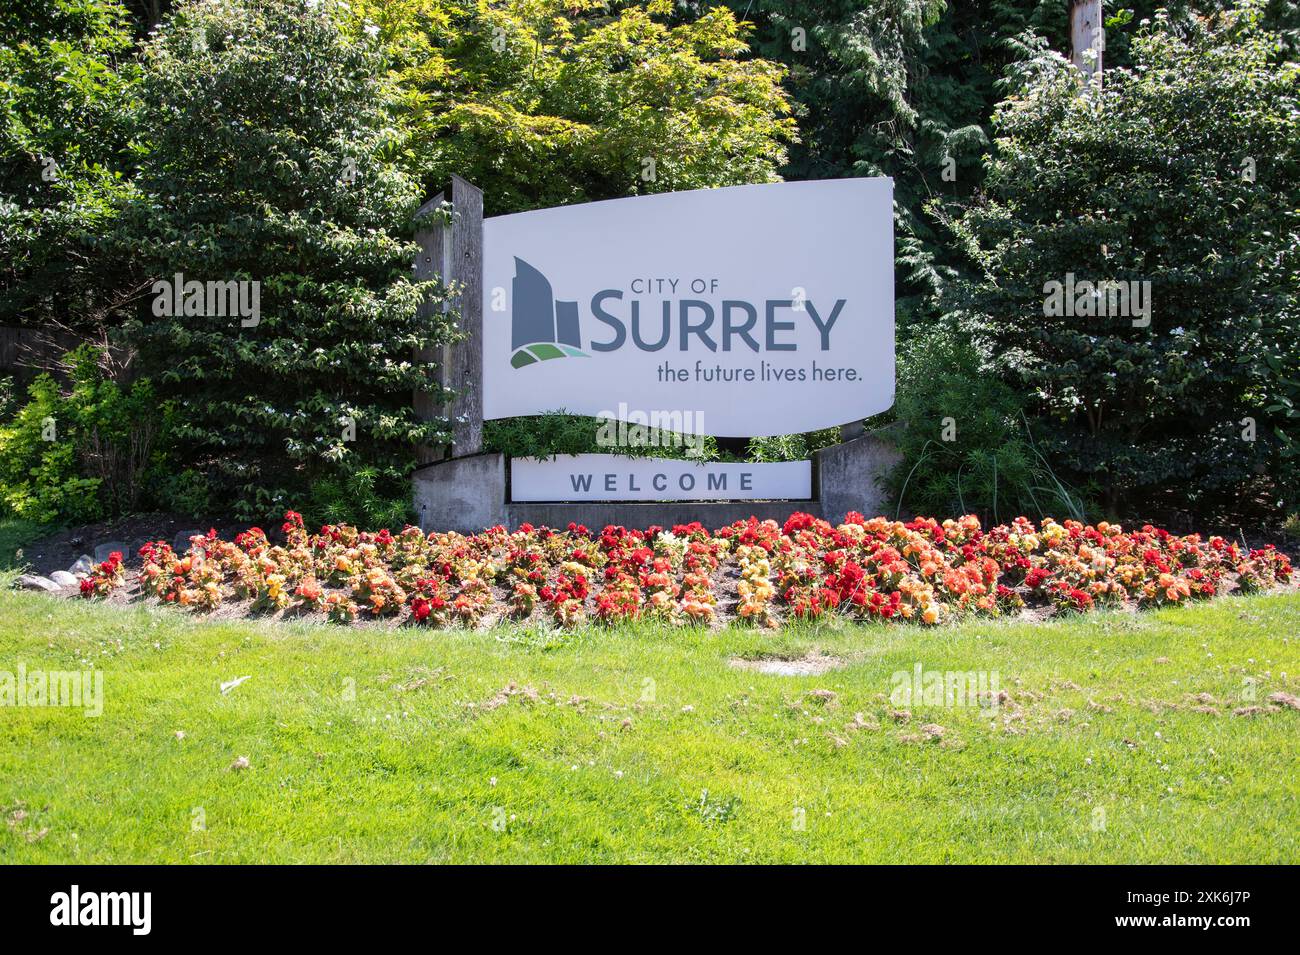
<box><xmin>0</xmin><ymin>375</ymin><xmax>18</xmax><ymax>421</ymax></box>
<box><xmin>746</xmin><ymin>428</ymin><xmax>840</xmax><ymax>463</ymax></box>
<box><xmin>484</xmin><ymin>410</ymin><xmax>722</xmax><ymax>461</ymax></box>
<box><xmin>0</xmin><ymin>345</ymin><xmax>169</xmax><ymax>524</ymax></box>
<box><xmin>723</xmin><ymin>1</ymin><xmax>1300</xmax><ymax>326</ymax></box>
<box><xmin>887</xmin><ymin>320</ymin><xmax>1085</xmax><ymax>522</ymax></box>
<box><xmin>351</xmin><ymin>0</ymin><xmax>796</xmax><ymax>216</ymax></box>
<box><xmin>123</xmin><ymin>0</ymin><xmax>459</xmax><ymax>519</ymax></box>
<box><xmin>307</xmin><ymin>461</ymin><xmax>413</xmax><ymax>528</ymax></box>
<box><xmin>946</xmin><ymin>4</ymin><xmax>1299</xmax><ymax>513</ymax></box>
<box><xmin>151</xmin><ymin>466</ymin><xmax>213</xmax><ymax>517</ymax></box>
<box><xmin>484</xmin><ymin>411</ymin><xmax>602</xmax><ymax>460</ymax></box>
<box><xmin>0</xmin><ymin>382</ymin><xmax>103</xmax><ymax>525</ymax></box>
<box><xmin>4</xmin><ymin>0</ymin><xmax>1296</xmax><ymax>521</ymax></box>
<box><xmin>0</xmin><ymin>0</ymin><xmax>142</xmax><ymax>331</ymax></box>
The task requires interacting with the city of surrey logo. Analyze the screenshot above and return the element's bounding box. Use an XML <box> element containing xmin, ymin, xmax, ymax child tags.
<box><xmin>510</xmin><ymin>258</ymin><xmax>590</xmax><ymax>368</ymax></box>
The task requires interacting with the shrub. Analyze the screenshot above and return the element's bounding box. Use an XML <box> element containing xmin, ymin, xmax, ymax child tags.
<box><xmin>746</xmin><ymin>429</ymin><xmax>841</xmax><ymax>464</ymax></box>
<box><xmin>484</xmin><ymin>410</ymin><xmax>723</xmax><ymax>462</ymax></box>
<box><xmin>886</xmin><ymin>320</ymin><xmax>1085</xmax><ymax>523</ymax></box>
<box><xmin>122</xmin><ymin>0</ymin><xmax>458</xmax><ymax>520</ymax></box>
<box><xmin>0</xmin><ymin>345</ymin><xmax>169</xmax><ymax>524</ymax></box>
<box><xmin>307</xmin><ymin>462</ymin><xmax>413</xmax><ymax>530</ymax></box>
<box><xmin>945</xmin><ymin>4</ymin><xmax>1300</xmax><ymax>514</ymax></box>
<box><xmin>483</xmin><ymin>412</ymin><xmax>606</xmax><ymax>461</ymax></box>
<box><xmin>152</xmin><ymin>467</ymin><xmax>215</xmax><ymax>518</ymax></box>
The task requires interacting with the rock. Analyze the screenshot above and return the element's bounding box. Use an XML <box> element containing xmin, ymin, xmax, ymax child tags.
<box><xmin>49</xmin><ymin>571</ymin><xmax>78</xmax><ymax>588</ymax></box>
<box><xmin>16</xmin><ymin>574</ymin><xmax>60</xmax><ymax>593</ymax></box>
<box><xmin>173</xmin><ymin>530</ymin><xmax>204</xmax><ymax>554</ymax></box>
<box><xmin>93</xmin><ymin>541</ymin><xmax>128</xmax><ymax>563</ymax></box>
<box><xmin>70</xmin><ymin>555</ymin><xmax>94</xmax><ymax>577</ymax></box>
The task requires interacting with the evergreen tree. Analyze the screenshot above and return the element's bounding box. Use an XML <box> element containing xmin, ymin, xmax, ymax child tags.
<box><xmin>125</xmin><ymin>0</ymin><xmax>458</xmax><ymax>519</ymax></box>
<box><xmin>948</xmin><ymin>4</ymin><xmax>1299</xmax><ymax>512</ymax></box>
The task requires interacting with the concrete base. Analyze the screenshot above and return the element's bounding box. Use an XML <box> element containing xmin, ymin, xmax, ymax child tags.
<box><xmin>413</xmin><ymin>430</ymin><xmax>900</xmax><ymax>533</ymax></box>
<box><xmin>412</xmin><ymin>453</ymin><xmax>507</xmax><ymax>533</ymax></box>
<box><xmin>813</xmin><ymin>429</ymin><xmax>902</xmax><ymax>526</ymax></box>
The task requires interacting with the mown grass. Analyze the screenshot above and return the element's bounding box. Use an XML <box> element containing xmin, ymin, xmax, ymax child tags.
<box><xmin>0</xmin><ymin>585</ymin><xmax>1296</xmax><ymax>863</ymax></box>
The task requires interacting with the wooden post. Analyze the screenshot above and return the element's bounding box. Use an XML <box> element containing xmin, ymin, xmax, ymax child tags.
<box><xmin>413</xmin><ymin>191</ymin><xmax>446</xmax><ymax>466</ymax></box>
<box><xmin>412</xmin><ymin>176</ymin><xmax>484</xmax><ymax>464</ymax></box>
<box><xmin>1070</xmin><ymin>0</ymin><xmax>1104</xmax><ymax>86</ymax></box>
<box><xmin>447</xmin><ymin>175</ymin><xmax>483</xmax><ymax>457</ymax></box>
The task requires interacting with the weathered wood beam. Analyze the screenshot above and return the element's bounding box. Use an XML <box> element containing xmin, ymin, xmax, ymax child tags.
<box><xmin>412</xmin><ymin>190</ymin><xmax>447</xmax><ymax>466</ymax></box>
<box><xmin>1070</xmin><ymin>0</ymin><xmax>1104</xmax><ymax>86</ymax></box>
<box><xmin>447</xmin><ymin>175</ymin><xmax>484</xmax><ymax>458</ymax></box>
<box><xmin>412</xmin><ymin>176</ymin><xmax>485</xmax><ymax>465</ymax></box>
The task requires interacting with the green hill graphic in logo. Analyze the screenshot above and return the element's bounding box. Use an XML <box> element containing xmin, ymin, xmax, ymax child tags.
<box><xmin>510</xmin><ymin>257</ymin><xmax>589</xmax><ymax>368</ymax></box>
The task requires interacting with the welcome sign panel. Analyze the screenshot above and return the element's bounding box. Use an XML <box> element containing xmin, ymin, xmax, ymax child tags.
<box><xmin>512</xmin><ymin>455</ymin><xmax>812</xmax><ymax>503</ymax></box>
<box><xmin>481</xmin><ymin>179</ymin><xmax>894</xmax><ymax>437</ymax></box>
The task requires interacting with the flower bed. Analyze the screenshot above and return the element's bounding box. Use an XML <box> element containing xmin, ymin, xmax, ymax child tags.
<box><xmin>79</xmin><ymin>511</ymin><xmax>1292</xmax><ymax>628</ymax></box>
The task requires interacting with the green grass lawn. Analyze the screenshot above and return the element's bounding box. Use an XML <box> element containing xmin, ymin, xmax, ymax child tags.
<box><xmin>0</xmin><ymin>584</ymin><xmax>1297</xmax><ymax>863</ymax></box>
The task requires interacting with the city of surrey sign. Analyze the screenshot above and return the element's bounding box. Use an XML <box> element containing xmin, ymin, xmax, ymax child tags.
<box><xmin>481</xmin><ymin>178</ymin><xmax>894</xmax><ymax>437</ymax></box>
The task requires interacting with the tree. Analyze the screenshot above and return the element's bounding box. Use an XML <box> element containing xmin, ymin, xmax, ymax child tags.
<box><xmin>946</xmin><ymin>3</ymin><xmax>1299</xmax><ymax>514</ymax></box>
<box><xmin>0</xmin><ymin>0</ymin><xmax>142</xmax><ymax>343</ymax></box>
<box><xmin>124</xmin><ymin>0</ymin><xmax>459</xmax><ymax>520</ymax></box>
<box><xmin>348</xmin><ymin>0</ymin><xmax>796</xmax><ymax>215</ymax></box>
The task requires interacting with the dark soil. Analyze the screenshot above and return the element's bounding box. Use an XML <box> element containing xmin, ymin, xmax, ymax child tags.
<box><xmin>1131</xmin><ymin>481</ymin><xmax>1300</xmax><ymax>561</ymax></box>
<box><xmin>15</xmin><ymin>511</ymin><xmax>250</xmax><ymax>578</ymax></box>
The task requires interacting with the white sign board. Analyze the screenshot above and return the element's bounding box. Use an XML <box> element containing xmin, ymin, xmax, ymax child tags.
<box><xmin>482</xmin><ymin>178</ymin><xmax>893</xmax><ymax>437</ymax></box>
<box><xmin>512</xmin><ymin>455</ymin><xmax>812</xmax><ymax>503</ymax></box>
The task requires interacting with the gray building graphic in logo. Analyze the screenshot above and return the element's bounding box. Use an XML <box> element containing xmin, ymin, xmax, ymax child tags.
<box><xmin>510</xmin><ymin>257</ymin><xmax>588</xmax><ymax>368</ymax></box>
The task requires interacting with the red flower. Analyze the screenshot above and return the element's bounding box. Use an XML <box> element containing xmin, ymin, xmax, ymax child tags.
<box><xmin>1025</xmin><ymin>568</ymin><xmax>1053</xmax><ymax>589</ymax></box>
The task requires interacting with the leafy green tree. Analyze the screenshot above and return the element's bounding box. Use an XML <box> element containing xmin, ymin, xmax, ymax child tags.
<box><xmin>124</xmin><ymin>0</ymin><xmax>458</xmax><ymax>520</ymax></box>
<box><xmin>350</xmin><ymin>0</ymin><xmax>795</xmax><ymax>215</ymax></box>
<box><xmin>0</xmin><ymin>0</ymin><xmax>142</xmax><ymax>335</ymax></box>
<box><xmin>946</xmin><ymin>3</ymin><xmax>1299</xmax><ymax>514</ymax></box>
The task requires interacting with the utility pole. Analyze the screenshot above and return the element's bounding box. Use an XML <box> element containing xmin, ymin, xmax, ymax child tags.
<box><xmin>1070</xmin><ymin>0</ymin><xmax>1104</xmax><ymax>86</ymax></box>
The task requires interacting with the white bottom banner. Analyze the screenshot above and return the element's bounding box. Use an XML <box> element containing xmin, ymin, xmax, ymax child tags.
<box><xmin>511</xmin><ymin>455</ymin><xmax>812</xmax><ymax>502</ymax></box>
